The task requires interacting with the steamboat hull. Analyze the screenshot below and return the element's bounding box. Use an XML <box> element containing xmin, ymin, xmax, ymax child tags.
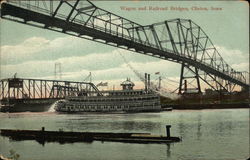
<box><xmin>56</xmin><ymin>107</ymin><xmax>162</xmax><ymax>114</ymax></box>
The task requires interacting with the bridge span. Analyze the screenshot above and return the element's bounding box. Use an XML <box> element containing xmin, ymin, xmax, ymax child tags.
<box><xmin>0</xmin><ymin>0</ymin><xmax>249</xmax><ymax>93</ymax></box>
<box><xmin>0</xmin><ymin>77</ymin><xmax>99</xmax><ymax>100</ymax></box>
<box><xmin>0</xmin><ymin>77</ymin><xmax>100</xmax><ymax>111</ymax></box>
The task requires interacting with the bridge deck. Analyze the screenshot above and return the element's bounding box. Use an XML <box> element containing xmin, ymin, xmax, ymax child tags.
<box><xmin>1</xmin><ymin>2</ymin><xmax>249</xmax><ymax>90</ymax></box>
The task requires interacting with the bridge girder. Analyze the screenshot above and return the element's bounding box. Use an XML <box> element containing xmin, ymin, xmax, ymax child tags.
<box><xmin>0</xmin><ymin>0</ymin><xmax>249</xmax><ymax>92</ymax></box>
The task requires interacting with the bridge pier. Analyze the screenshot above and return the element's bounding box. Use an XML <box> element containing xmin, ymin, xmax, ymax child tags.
<box><xmin>179</xmin><ymin>64</ymin><xmax>201</xmax><ymax>94</ymax></box>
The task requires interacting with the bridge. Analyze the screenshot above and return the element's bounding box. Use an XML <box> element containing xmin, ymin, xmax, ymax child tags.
<box><xmin>0</xmin><ymin>77</ymin><xmax>100</xmax><ymax>110</ymax></box>
<box><xmin>0</xmin><ymin>77</ymin><xmax>100</xmax><ymax>100</ymax></box>
<box><xmin>0</xmin><ymin>0</ymin><xmax>249</xmax><ymax>94</ymax></box>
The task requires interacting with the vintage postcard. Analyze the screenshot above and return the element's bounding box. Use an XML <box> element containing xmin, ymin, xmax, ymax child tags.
<box><xmin>0</xmin><ymin>0</ymin><xmax>249</xmax><ymax>160</ymax></box>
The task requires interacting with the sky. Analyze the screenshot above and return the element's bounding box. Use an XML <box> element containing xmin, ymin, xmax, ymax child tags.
<box><xmin>0</xmin><ymin>1</ymin><xmax>249</xmax><ymax>91</ymax></box>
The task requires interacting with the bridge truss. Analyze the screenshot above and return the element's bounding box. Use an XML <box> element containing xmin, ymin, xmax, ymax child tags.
<box><xmin>0</xmin><ymin>78</ymin><xmax>100</xmax><ymax>100</ymax></box>
<box><xmin>0</xmin><ymin>0</ymin><xmax>249</xmax><ymax>93</ymax></box>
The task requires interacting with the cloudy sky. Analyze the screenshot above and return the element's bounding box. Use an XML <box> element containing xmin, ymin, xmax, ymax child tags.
<box><xmin>0</xmin><ymin>1</ymin><xmax>249</xmax><ymax>91</ymax></box>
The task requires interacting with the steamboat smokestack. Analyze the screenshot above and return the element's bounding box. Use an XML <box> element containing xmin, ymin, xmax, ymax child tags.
<box><xmin>148</xmin><ymin>74</ymin><xmax>150</xmax><ymax>91</ymax></box>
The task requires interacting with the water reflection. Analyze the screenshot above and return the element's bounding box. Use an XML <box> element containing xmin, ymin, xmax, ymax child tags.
<box><xmin>177</xmin><ymin>114</ymin><xmax>186</xmax><ymax>138</ymax></box>
<box><xmin>196</xmin><ymin>114</ymin><xmax>202</xmax><ymax>140</ymax></box>
<box><xmin>215</xmin><ymin>121</ymin><xmax>233</xmax><ymax>136</ymax></box>
<box><xmin>60</xmin><ymin>120</ymin><xmax>161</xmax><ymax>133</ymax></box>
<box><xmin>166</xmin><ymin>143</ymin><xmax>171</xmax><ymax>158</ymax></box>
<box><xmin>0</xmin><ymin>109</ymin><xmax>249</xmax><ymax>160</ymax></box>
<box><xmin>55</xmin><ymin>113</ymin><xmax>163</xmax><ymax>133</ymax></box>
<box><xmin>213</xmin><ymin>112</ymin><xmax>233</xmax><ymax>137</ymax></box>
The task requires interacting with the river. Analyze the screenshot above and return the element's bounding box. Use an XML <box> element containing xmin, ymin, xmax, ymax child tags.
<box><xmin>0</xmin><ymin>109</ymin><xmax>249</xmax><ymax>160</ymax></box>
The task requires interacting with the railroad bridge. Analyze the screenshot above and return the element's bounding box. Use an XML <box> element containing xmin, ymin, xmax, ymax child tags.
<box><xmin>0</xmin><ymin>0</ymin><xmax>249</xmax><ymax>95</ymax></box>
<box><xmin>0</xmin><ymin>77</ymin><xmax>99</xmax><ymax>99</ymax></box>
<box><xmin>0</xmin><ymin>77</ymin><xmax>100</xmax><ymax>110</ymax></box>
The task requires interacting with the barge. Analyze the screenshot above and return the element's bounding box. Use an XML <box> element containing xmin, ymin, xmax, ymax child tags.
<box><xmin>0</xmin><ymin>126</ymin><xmax>181</xmax><ymax>144</ymax></box>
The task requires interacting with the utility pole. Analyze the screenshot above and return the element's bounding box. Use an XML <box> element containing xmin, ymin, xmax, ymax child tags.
<box><xmin>54</xmin><ymin>62</ymin><xmax>62</xmax><ymax>80</ymax></box>
<box><xmin>89</xmin><ymin>72</ymin><xmax>92</xmax><ymax>83</ymax></box>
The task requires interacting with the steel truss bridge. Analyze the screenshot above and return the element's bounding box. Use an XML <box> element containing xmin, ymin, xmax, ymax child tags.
<box><xmin>0</xmin><ymin>0</ymin><xmax>249</xmax><ymax>94</ymax></box>
<box><xmin>0</xmin><ymin>78</ymin><xmax>100</xmax><ymax>100</ymax></box>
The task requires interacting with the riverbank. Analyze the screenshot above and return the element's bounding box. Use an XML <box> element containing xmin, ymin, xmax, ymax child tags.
<box><xmin>161</xmin><ymin>91</ymin><xmax>249</xmax><ymax>110</ymax></box>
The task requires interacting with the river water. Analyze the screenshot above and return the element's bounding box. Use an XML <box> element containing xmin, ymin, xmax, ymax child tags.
<box><xmin>0</xmin><ymin>109</ymin><xmax>249</xmax><ymax>160</ymax></box>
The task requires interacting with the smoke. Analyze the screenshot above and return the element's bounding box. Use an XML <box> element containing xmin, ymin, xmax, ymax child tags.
<box><xmin>148</xmin><ymin>82</ymin><xmax>180</xmax><ymax>100</ymax></box>
<box><xmin>118</xmin><ymin>51</ymin><xmax>180</xmax><ymax>100</ymax></box>
<box><xmin>156</xmin><ymin>88</ymin><xmax>180</xmax><ymax>100</ymax></box>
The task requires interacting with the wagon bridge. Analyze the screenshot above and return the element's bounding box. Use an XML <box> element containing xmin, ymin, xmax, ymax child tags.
<box><xmin>0</xmin><ymin>0</ymin><xmax>249</xmax><ymax>93</ymax></box>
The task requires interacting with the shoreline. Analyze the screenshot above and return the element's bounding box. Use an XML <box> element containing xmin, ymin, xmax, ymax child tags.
<box><xmin>162</xmin><ymin>103</ymin><xmax>249</xmax><ymax>110</ymax></box>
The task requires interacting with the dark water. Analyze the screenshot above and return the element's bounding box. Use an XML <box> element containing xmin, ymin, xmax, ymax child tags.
<box><xmin>0</xmin><ymin>109</ymin><xmax>249</xmax><ymax>160</ymax></box>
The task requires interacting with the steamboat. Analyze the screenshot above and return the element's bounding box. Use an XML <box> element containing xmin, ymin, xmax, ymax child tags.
<box><xmin>55</xmin><ymin>78</ymin><xmax>162</xmax><ymax>113</ymax></box>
